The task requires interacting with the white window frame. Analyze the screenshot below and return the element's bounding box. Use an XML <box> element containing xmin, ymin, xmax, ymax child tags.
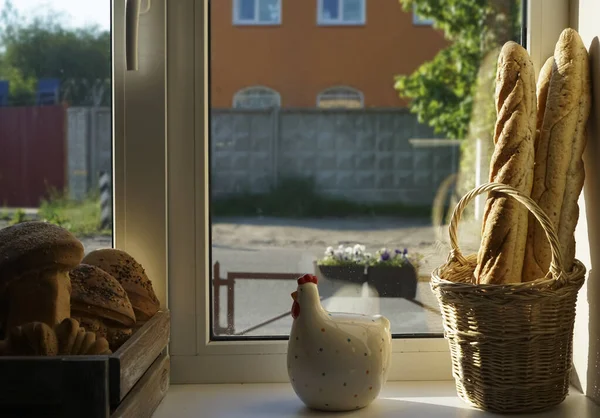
<box><xmin>113</xmin><ymin>0</ymin><xmax>168</xmax><ymax>313</ymax></box>
<box><xmin>233</xmin><ymin>0</ymin><xmax>282</xmax><ymax>25</ymax></box>
<box><xmin>412</xmin><ymin>10</ymin><xmax>434</xmax><ymax>26</ymax></box>
<box><xmin>317</xmin><ymin>0</ymin><xmax>366</xmax><ymax>26</ymax></box>
<box><xmin>145</xmin><ymin>0</ymin><xmax>570</xmax><ymax>384</ymax></box>
<box><xmin>317</xmin><ymin>85</ymin><xmax>364</xmax><ymax>108</ymax></box>
<box><xmin>233</xmin><ymin>86</ymin><xmax>281</xmax><ymax>109</ymax></box>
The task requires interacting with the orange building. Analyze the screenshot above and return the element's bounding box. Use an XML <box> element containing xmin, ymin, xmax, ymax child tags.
<box><xmin>210</xmin><ymin>0</ymin><xmax>448</xmax><ymax>109</ymax></box>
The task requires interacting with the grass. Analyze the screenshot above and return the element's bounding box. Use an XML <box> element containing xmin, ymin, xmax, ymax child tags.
<box><xmin>35</xmin><ymin>189</ymin><xmax>111</xmax><ymax>236</ymax></box>
<box><xmin>212</xmin><ymin>177</ymin><xmax>436</xmax><ymax>218</ymax></box>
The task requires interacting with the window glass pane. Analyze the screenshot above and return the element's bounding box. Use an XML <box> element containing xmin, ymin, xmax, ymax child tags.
<box><xmin>322</xmin><ymin>0</ymin><xmax>340</xmax><ymax>20</ymax></box>
<box><xmin>239</xmin><ymin>0</ymin><xmax>256</xmax><ymax>21</ymax></box>
<box><xmin>234</xmin><ymin>87</ymin><xmax>281</xmax><ymax>109</ymax></box>
<box><xmin>0</xmin><ymin>0</ymin><xmax>112</xmax><ymax>335</ymax></box>
<box><xmin>259</xmin><ymin>0</ymin><xmax>280</xmax><ymax>23</ymax></box>
<box><xmin>318</xmin><ymin>87</ymin><xmax>363</xmax><ymax>108</ymax></box>
<box><xmin>210</xmin><ymin>1</ymin><xmax>523</xmax><ymax>337</ymax></box>
<box><xmin>342</xmin><ymin>0</ymin><xmax>363</xmax><ymax>22</ymax></box>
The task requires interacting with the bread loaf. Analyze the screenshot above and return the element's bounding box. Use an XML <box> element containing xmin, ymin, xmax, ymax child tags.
<box><xmin>556</xmin><ymin>33</ymin><xmax>591</xmax><ymax>272</ymax></box>
<box><xmin>522</xmin><ymin>29</ymin><xmax>590</xmax><ymax>280</ymax></box>
<box><xmin>535</xmin><ymin>57</ymin><xmax>554</xmax><ymax>139</ymax></box>
<box><xmin>475</xmin><ymin>41</ymin><xmax>536</xmax><ymax>284</ymax></box>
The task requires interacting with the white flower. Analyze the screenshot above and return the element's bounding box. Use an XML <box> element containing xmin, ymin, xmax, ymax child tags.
<box><xmin>325</xmin><ymin>246</ymin><xmax>334</xmax><ymax>256</ymax></box>
<box><xmin>334</xmin><ymin>249</ymin><xmax>344</xmax><ymax>260</ymax></box>
<box><xmin>344</xmin><ymin>247</ymin><xmax>353</xmax><ymax>256</ymax></box>
<box><xmin>365</xmin><ymin>253</ymin><xmax>373</xmax><ymax>260</ymax></box>
<box><xmin>353</xmin><ymin>244</ymin><xmax>366</xmax><ymax>253</ymax></box>
<box><xmin>338</xmin><ymin>244</ymin><xmax>345</xmax><ymax>251</ymax></box>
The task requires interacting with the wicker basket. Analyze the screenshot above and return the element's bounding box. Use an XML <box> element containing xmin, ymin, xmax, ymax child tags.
<box><xmin>431</xmin><ymin>182</ymin><xmax>586</xmax><ymax>414</ymax></box>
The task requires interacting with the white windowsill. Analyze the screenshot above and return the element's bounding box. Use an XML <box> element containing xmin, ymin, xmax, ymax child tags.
<box><xmin>153</xmin><ymin>381</ymin><xmax>599</xmax><ymax>418</ymax></box>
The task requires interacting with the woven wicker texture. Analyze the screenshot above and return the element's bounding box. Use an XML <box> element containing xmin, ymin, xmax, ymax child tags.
<box><xmin>431</xmin><ymin>182</ymin><xmax>585</xmax><ymax>414</ymax></box>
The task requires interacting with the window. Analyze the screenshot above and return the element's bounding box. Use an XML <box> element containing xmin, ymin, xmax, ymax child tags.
<box><xmin>413</xmin><ymin>10</ymin><xmax>434</xmax><ymax>26</ymax></box>
<box><xmin>0</xmin><ymin>0</ymin><xmax>168</xmax><ymax>369</ymax></box>
<box><xmin>318</xmin><ymin>0</ymin><xmax>366</xmax><ymax>25</ymax></box>
<box><xmin>233</xmin><ymin>0</ymin><xmax>281</xmax><ymax>25</ymax></box>
<box><xmin>0</xmin><ymin>3</ymin><xmax>113</xmax><ymax>248</ymax></box>
<box><xmin>167</xmin><ymin>0</ymin><xmax>569</xmax><ymax>384</ymax></box>
<box><xmin>317</xmin><ymin>86</ymin><xmax>364</xmax><ymax>108</ymax></box>
<box><xmin>233</xmin><ymin>86</ymin><xmax>281</xmax><ymax>109</ymax></box>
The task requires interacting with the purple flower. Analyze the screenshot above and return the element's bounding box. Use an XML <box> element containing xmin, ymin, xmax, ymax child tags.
<box><xmin>403</xmin><ymin>248</ymin><xmax>408</xmax><ymax>257</ymax></box>
<box><xmin>380</xmin><ymin>252</ymin><xmax>390</xmax><ymax>261</ymax></box>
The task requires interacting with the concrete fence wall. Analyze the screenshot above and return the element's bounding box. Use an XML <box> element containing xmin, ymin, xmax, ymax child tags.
<box><xmin>67</xmin><ymin>107</ymin><xmax>111</xmax><ymax>200</ymax></box>
<box><xmin>67</xmin><ymin>107</ymin><xmax>460</xmax><ymax>206</ymax></box>
<box><xmin>212</xmin><ymin>108</ymin><xmax>460</xmax><ymax>205</ymax></box>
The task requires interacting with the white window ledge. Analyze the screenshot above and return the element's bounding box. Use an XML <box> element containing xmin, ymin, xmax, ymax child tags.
<box><xmin>154</xmin><ymin>381</ymin><xmax>598</xmax><ymax>418</ymax></box>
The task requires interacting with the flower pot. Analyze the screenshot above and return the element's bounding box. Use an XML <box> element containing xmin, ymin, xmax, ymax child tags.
<box><xmin>367</xmin><ymin>264</ymin><xmax>417</xmax><ymax>299</ymax></box>
<box><xmin>315</xmin><ymin>264</ymin><xmax>367</xmax><ymax>284</ymax></box>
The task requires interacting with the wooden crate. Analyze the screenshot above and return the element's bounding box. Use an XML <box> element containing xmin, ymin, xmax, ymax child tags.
<box><xmin>0</xmin><ymin>310</ymin><xmax>170</xmax><ymax>418</ymax></box>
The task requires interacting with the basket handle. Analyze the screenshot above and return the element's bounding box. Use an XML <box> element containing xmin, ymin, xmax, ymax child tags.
<box><xmin>448</xmin><ymin>182</ymin><xmax>564</xmax><ymax>281</ymax></box>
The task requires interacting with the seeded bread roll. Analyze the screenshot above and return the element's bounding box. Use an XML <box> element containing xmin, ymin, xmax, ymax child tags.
<box><xmin>70</xmin><ymin>264</ymin><xmax>135</xmax><ymax>350</ymax></box>
<box><xmin>522</xmin><ymin>29</ymin><xmax>591</xmax><ymax>280</ymax></box>
<box><xmin>475</xmin><ymin>41</ymin><xmax>536</xmax><ymax>284</ymax></box>
<box><xmin>82</xmin><ymin>249</ymin><xmax>160</xmax><ymax>323</ymax></box>
<box><xmin>70</xmin><ymin>265</ymin><xmax>136</xmax><ymax>327</ymax></box>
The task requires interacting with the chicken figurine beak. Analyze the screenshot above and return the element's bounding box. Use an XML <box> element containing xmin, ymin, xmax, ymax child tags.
<box><xmin>291</xmin><ymin>291</ymin><xmax>298</xmax><ymax>301</ymax></box>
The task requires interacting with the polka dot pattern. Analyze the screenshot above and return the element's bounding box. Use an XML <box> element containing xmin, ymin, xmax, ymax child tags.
<box><xmin>287</xmin><ymin>288</ymin><xmax>392</xmax><ymax>412</ymax></box>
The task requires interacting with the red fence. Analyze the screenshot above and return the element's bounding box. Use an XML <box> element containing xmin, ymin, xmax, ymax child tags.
<box><xmin>0</xmin><ymin>106</ymin><xmax>66</xmax><ymax>207</ymax></box>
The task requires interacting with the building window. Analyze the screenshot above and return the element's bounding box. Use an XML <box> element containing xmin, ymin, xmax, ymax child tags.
<box><xmin>233</xmin><ymin>86</ymin><xmax>281</xmax><ymax>109</ymax></box>
<box><xmin>413</xmin><ymin>9</ymin><xmax>434</xmax><ymax>26</ymax></box>
<box><xmin>233</xmin><ymin>0</ymin><xmax>281</xmax><ymax>25</ymax></box>
<box><xmin>318</xmin><ymin>0</ymin><xmax>366</xmax><ymax>25</ymax></box>
<box><xmin>317</xmin><ymin>86</ymin><xmax>364</xmax><ymax>108</ymax></box>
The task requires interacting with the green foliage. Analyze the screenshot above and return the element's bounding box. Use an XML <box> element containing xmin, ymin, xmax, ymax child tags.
<box><xmin>395</xmin><ymin>0</ymin><xmax>521</xmax><ymax>139</ymax></box>
<box><xmin>212</xmin><ymin>177</ymin><xmax>433</xmax><ymax>218</ymax></box>
<box><xmin>8</xmin><ymin>208</ymin><xmax>27</xmax><ymax>225</ymax></box>
<box><xmin>0</xmin><ymin>0</ymin><xmax>111</xmax><ymax>106</ymax></box>
<box><xmin>0</xmin><ymin>204</ymin><xmax>9</xmax><ymax>221</ymax></box>
<box><xmin>38</xmin><ymin>189</ymin><xmax>110</xmax><ymax>236</ymax></box>
<box><xmin>395</xmin><ymin>41</ymin><xmax>478</xmax><ymax>139</ymax></box>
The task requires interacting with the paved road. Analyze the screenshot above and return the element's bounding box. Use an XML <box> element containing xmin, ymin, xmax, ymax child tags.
<box><xmin>74</xmin><ymin>236</ymin><xmax>446</xmax><ymax>337</ymax></box>
<box><xmin>2</xmin><ymin>217</ymin><xmax>484</xmax><ymax>337</ymax></box>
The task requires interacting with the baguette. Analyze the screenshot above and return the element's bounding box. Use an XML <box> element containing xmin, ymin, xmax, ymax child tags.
<box><xmin>557</xmin><ymin>33</ymin><xmax>591</xmax><ymax>272</ymax></box>
<box><xmin>475</xmin><ymin>42</ymin><xmax>536</xmax><ymax>285</ymax></box>
<box><xmin>535</xmin><ymin>57</ymin><xmax>554</xmax><ymax>139</ymax></box>
<box><xmin>522</xmin><ymin>29</ymin><xmax>590</xmax><ymax>281</ymax></box>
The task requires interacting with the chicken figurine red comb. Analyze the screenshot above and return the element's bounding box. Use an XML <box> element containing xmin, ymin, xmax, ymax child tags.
<box><xmin>288</xmin><ymin>272</ymin><xmax>392</xmax><ymax>411</ymax></box>
<box><xmin>297</xmin><ymin>274</ymin><xmax>318</xmax><ymax>285</ymax></box>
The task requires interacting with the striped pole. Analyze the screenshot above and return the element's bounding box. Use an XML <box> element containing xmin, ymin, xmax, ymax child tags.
<box><xmin>99</xmin><ymin>172</ymin><xmax>112</xmax><ymax>230</ymax></box>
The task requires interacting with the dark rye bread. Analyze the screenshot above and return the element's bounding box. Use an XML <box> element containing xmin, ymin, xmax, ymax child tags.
<box><xmin>475</xmin><ymin>41</ymin><xmax>536</xmax><ymax>284</ymax></box>
<box><xmin>0</xmin><ymin>222</ymin><xmax>83</xmax><ymax>330</ymax></box>
<box><xmin>6</xmin><ymin>322</ymin><xmax>58</xmax><ymax>356</ymax></box>
<box><xmin>70</xmin><ymin>264</ymin><xmax>136</xmax><ymax>327</ymax></box>
<box><xmin>82</xmin><ymin>249</ymin><xmax>160</xmax><ymax>322</ymax></box>
<box><xmin>0</xmin><ymin>221</ymin><xmax>84</xmax><ymax>283</ymax></box>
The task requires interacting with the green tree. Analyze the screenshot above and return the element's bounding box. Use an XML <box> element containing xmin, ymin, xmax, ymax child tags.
<box><xmin>394</xmin><ymin>0</ymin><xmax>521</xmax><ymax>139</ymax></box>
<box><xmin>0</xmin><ymin>0</ymin><xmax>110</xmax><ymax>106</ymax></box>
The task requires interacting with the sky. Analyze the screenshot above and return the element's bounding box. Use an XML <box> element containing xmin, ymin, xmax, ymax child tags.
<box><xmin>0</xmin><ymin>0</ymin><xmax>110</xmax><ymax>30</ymax></box>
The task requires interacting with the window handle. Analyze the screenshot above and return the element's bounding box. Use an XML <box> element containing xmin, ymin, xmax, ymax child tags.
<box><xmin>125</xmin><ymin>0</ymin><xmax>141</xmax><ymax>71</ymax></box>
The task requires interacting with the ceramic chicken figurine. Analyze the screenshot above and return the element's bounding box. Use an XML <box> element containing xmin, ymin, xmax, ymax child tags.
<box><xmin>287</xmin><ymin>274</ymin><xmax>392</xmax><ymax>411</ymax></box>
